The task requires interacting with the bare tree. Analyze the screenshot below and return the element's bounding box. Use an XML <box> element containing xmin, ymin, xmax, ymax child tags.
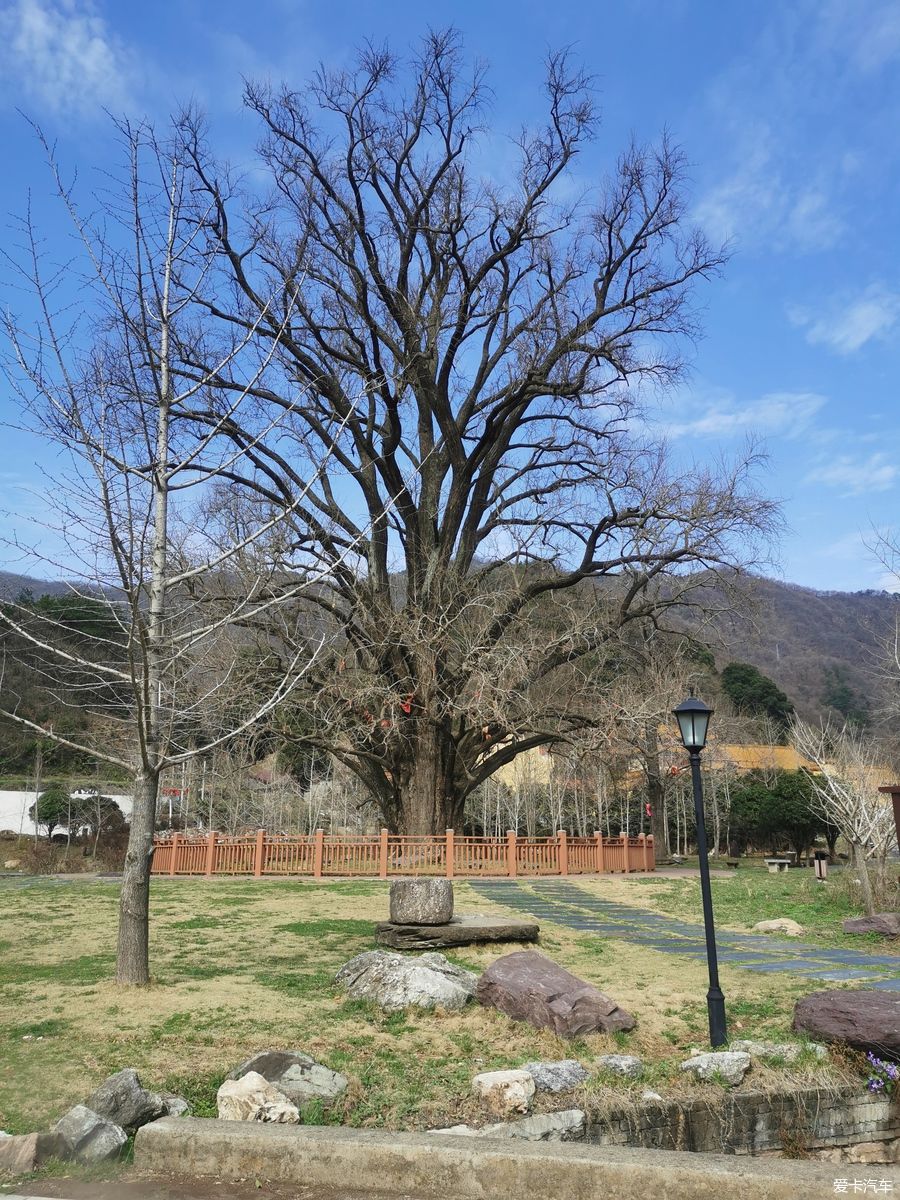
<box><xmin>792</xmin><ymin>720</ymin><xmax>896</xmax><ymax>915</ymax></box>
<box><xmin>160</xmin><ymin>32</ymin><xmax>779</xmax><ymax>833</ymax></box>
<box><xmin>0</xmin><ymin>118</ymin><xmax>357</xmax><ymax>984</ymax></box>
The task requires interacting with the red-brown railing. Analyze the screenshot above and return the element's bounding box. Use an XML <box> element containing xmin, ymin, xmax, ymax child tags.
<box><xmin>151</xmin><ymin>829</ymin><xmax>654</xmax><ymax>878</ymax></box>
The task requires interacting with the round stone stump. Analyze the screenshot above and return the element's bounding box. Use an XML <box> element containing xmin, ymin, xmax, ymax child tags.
<box><xmin>389</xmin><ymin>878</ymin><xmax>454</xmax><ymax>926</ymax></box>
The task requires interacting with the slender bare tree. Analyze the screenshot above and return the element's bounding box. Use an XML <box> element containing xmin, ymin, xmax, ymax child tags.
<box><xmin>0</xmin><ymin>119</ymin><xmax>360</xmax><ymax>983</ymax></box>
<box><xmin>162</xmin><ymin>32</ymin><xmax>779</xmax><ymax>833</ymax></box>
<box><xmin>792</xmin><ymin>720</ymin><xmax>896</xmax><ymax>915</ymax></box>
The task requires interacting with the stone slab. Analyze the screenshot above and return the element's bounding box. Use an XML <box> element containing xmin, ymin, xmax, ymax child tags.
<box><xmin>134</xmin><ymin>1116</ymin><xmax>866</xmax><ymax>1198</ymax></box>
<box><xmin>376</xmin><ymin>915</ymin><xmax>539</xmax><ymax>950</ymax></box>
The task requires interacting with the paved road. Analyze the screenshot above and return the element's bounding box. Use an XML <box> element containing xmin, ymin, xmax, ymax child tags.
<box><xmin>468</xmin><ymin>879</ymin><xmax>900</xmax><ymax>987</ymax></box>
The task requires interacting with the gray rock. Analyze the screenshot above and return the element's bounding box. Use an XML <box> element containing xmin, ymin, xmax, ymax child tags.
<box><xmin>730</xmin><ymin>1039</ymin><xmax>827</xmax><ymax>1063</ymax></box>
<box><xmin>472</xmin><ymin>1069</ymin><xmax>535</xmax><ymax>1114</ymax></box>
<box><xmin>227</xmin><ymin>1050</ymin><xmax>347</xmax><ymax>1105</ymax></box>
<box><xmin>520</xmin><ymin>1059</ymin><xmax>589</xmax><ymax>1093</ymax></box>
<box><xmin>83</xmin><ymin>1068</ymin><xmax>165</xmax><ymax>1134</ymax></box>
<box><xmin>55</xmin><ymin>1105</ymin><xmax>128</xmax><ymax>1163</ymax></box>
<box><xmin>596</xmin><ymin>1054</ymin><xmax>644</xmax><ymax>1079</ymax></box>
<box><xmin>429</xmin><ymin>1109</ymin><xmax>585</xmax><ymax>1142</ymax></box>
<box><xmin>335</xmin><ymin>950</ymin><xmax>476</xmax><ymax>1012</ymax></box>
<box><xmin>377</xmin><ymin>914</ymin><xmax>539</xmax><ymax>950</ymax></box>
<box><xmin>641</xmin><ymin>1090</ymin><xmax>663</xmax><ymax>1102</ymax></box>
<box><xmin>843</xmin><ymin>913</ymin><xmax>900</xmax><ymax>937</ymax></box>
<box><xmin>160</xmin><ymin>1092</ymin><xmax>191</xmax><ymax>1117</ymax></box>
<box><xmin>680</xmin><ymin>1051</ymin><xmax>751</xmax><ymax>1087</ymax></box>
<box><xmin>389</xmin><ymin>878</ymin><xmax>454</xmax><ymax>925</ymax></box>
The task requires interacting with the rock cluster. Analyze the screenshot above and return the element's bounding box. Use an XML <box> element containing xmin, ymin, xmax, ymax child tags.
<box><xmin>227</xmin><ymin>1050</ymin><xmax>348</xmax><ymax>1105</ymax></box>
<box><xmin>0</xmin><ymin>1067</ymin><xmax>188</xmax><ymax>1173</ymax></box>
<box><xmin>377</xmin><ymin>879</ymin><xmax>539</xmax><ymax>950</ymax></box>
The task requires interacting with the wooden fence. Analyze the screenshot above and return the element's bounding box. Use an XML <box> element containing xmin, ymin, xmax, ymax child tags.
<box><xmin>150</xmin><ymin>829</ymin><xmax>655</xmax><ymax>879</ymax></box>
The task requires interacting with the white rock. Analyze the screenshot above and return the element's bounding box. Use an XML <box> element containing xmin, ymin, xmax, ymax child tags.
<box><xmin>430</xmin><ymin>1110</ymin><xmax>585</xmax><ymax>1142</ymax></box>
<box><xmin>730</xmin><ymin>1039</ymin><xmax>827</xmax><ymax>1063</ymax></box>
<box><xmin>753</xmin><ymin>918</ymin><xmax>804</xmax><ymax>936</ymax></box>
<box><xmin>472</xmin><ymin>1069</ymin><xmax>535</xmax><ymax>1114</ymax></box>
<box><xmin>216</xmin><ymin>1071</ymin><xmax>300</xmax><ymax>1123</ymax></box>
<box><xmin>641</xmin><ymin>1090</ymin><xmax>663</xmax><ymax>1101</ymax></box>
<box><xmin>335</xmin><ymin>950</ymin><xmax>476</xmax><ymax>1012</ymax></box>
<box><xmin>680</xmin><ymin>1051</ymin><xmax>751</xmax><ymax>1087</ymax></box>
<box><xmin>596</xmin><ymin>1054</ymin><xmax>644</xmax><ymax>1079</ymax></box>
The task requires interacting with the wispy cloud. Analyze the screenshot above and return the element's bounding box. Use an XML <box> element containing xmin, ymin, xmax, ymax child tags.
<box><xmin>663</xmin><ymin>391</ymin><xmax>826</xmax><ymax>440</ymax></box>
<box><xmin>806</xmin><ymin>452</ymin><xmax>898</xmax><ymax>495</ymax></box>
<box><xmin>788</xmin><ymin>284</ymin><xmax>900</xmax><ymax>355</ymax></box>
<box><xmin>0</xmin><ymin>0</ymin><xmax>136</xmax><ymax>116</ymax></box>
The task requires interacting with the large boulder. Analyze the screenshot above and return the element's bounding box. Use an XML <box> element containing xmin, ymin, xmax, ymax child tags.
<box><xmin>793</xmin><ymin>990</ymin><xmax>900</xmax><ymax>1056</ymax></box>
<box><xmin>55</xmin><ymin>1105</ymin><xmax>128</xmax><ymax>1163</ymax></box>
<box><xmin>336</xmin><ymin>950</ymin><xmax>476</xmax><ymax>1012</ymax></box>
<box><xmin>389</xmin><ymin>879</ymin><xmax>454</xmax><ymax>925</ymax></box>
<box><xmin>430</xmin><ymin>1109</ymin><xmax>585</xmax><ymax>1142</ymax></box>
<box><xmin>227</xmin><ymin>1050</ymin><xmax>347</xmax><ymax>1105</ymax></box>
<box><xmin>83</xmin><ymin>1068</ymin><xmax>166</xmax><ymax>1134</ymax></box>
<box><xmin>376</xmin><ymin>914</ymin><xmax>539</xmax><ymax>950</ymax></box>
<box><xmin>475</xmin><ymin>951</ymin><xmax>635</xmax><ymax>1038</ymax></box>
<box><xmin>843</xmin><ymin>913</ymin><xmax>900</xmax><ymax>937</ymax></box>
<box><xmin>520</xmin><ymin>1060</ymin><xmax>589</xmax><ymax>1093</ymax></box>
<box><xmin>216</xmin><ymin>1072</ymin><xmax>299</xmax><ymax>1124</ymax></box>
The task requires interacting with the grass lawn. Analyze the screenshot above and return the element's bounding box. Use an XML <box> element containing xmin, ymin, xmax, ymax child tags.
<box><xmin>0</xmin><ymin>872</ymin><xmax>875</xmax><ymax>1144</ymax></box>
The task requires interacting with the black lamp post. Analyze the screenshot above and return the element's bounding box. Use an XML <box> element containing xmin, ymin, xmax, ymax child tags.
<box><xmin>673</xmin><ymin>694</ymin><xmax>727</xmax><ymax>1048</ymax></box>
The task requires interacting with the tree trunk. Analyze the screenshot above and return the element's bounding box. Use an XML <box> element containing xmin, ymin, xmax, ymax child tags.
<box><xmin>116</xmin><ymin>769</ymin><xmax>159</xmax><ymax>985</ymax></box>
<box><xmin>850</xmin><ymin>839</ymin><xmax>877</xmax><ymax>917</ymax></box>
<box><xmin>396</xmin><ymin>724</ymin><xmax>460</xmax><ymax>834</ymax></box>
<box><xmin>642</xmin><ymin>722</ymin><xmax>670</xmax><ymax>863</ymax></box>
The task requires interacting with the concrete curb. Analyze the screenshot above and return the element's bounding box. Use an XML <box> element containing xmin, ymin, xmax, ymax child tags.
<box><xmin>135</xmin><ymin>1117</ymin><xmax>878</xmax><ymax>1198</ymax></box>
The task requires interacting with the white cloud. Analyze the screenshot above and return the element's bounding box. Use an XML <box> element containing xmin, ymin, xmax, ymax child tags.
<box><xmin>806</xmin><ymin>452</ymin><xmax>898</xmax><ymax>495</ymax></box>
<box><xmin>664</xmin><ymin>391</ymin><xmax>826</xmax><ymax>440</ymax></box>
<box><xmin>0</xmin><ymin>0</ymin><xmax>135</xmax><ymax>116</ymax></box>
<box><xmin>789</xmin><ymin>284</ymin><xmax>900</xmax><ymax>355</ymax></box>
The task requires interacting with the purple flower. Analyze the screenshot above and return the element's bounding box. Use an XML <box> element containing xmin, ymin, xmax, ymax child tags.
<box><xmin>868</xmin><ymin>1077</ymin><xmax>885</xmax><ymax>1092</ymax></box>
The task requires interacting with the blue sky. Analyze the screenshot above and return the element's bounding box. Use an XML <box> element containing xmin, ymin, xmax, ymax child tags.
<box><xmin>0</xmin><ymin>0</ymin><xmax>898</xmax><ymax>592</ymax></box>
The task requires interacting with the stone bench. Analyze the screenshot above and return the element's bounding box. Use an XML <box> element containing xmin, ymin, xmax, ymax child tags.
<box><xmin>765</xmin><ymin>859</ymin><xmax>791</xmax><ymax>874</ymax></box>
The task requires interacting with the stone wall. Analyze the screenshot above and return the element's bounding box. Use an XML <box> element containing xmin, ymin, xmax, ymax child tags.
<box><xmin>586</xmin><ymin>1087</ymin><xmax>900</xmax><ymax>1164</ymax></box>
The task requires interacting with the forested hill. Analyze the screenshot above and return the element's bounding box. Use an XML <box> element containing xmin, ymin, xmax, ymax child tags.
<box><xmin>2</xmin><ymin>569</ymin><xmax>896</xmax><ymax>725</ymax></box>
<box><xmin>711</xmin><ymin>577</ymin><xmax>899</xmax><ymax>724</ymax></box>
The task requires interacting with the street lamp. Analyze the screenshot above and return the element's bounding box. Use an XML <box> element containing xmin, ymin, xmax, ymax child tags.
<box><xmin>673</xmin><ymin>693</ymin><xmax>727</xmax><ymax>1048</ymax></box>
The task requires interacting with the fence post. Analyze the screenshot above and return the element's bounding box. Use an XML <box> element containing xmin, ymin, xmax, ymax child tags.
<box><xmin>169</xmin><ymin>832</ymin><xmax>180</xmax><ymax>877</ymax></box>
<box><xmin>254</xmin><ymin>828</ymin><xmax>266</xmax><ymax>878</ymax></box>
<box><xmin>594</xmin><ymin>830</ymin><xmax>605</xmax><ymax>874</ymax></box>
<box><xmin>313</xmin><ymin>828</ymin><xmax>325</xmax><ymax>879</ymax></box>
<box><xmin>445</xmin><ymin>829</ymin><xmax>455</xmax><ymax>879</ymax></box>
<box><xmin>379</xmin><ymin>828</ymin><xmax>389</xmax><ymax>880</ymax></box>
<box><xmin>558</xmin><ymin>829</ymin><xmax>568</xmax><ymax>876</ymax></box>
<box><xmin>640</xmin><ymin>832</ymin><xmax>653</xmax><ymax>872</ymax></box>
<box><xmin>619</xmin><ymin>831</ymin><xmax>627</xmax><ymax>874</ymax></box>
<box><xmin>506</xmin><ymin>830</ymin><xmax>517</xmax><ymax>878</ymax></box>
<box><xmin>204</xmin><ymin>831</ymin><xmax>216</xmax><ymax>878</ymax></box>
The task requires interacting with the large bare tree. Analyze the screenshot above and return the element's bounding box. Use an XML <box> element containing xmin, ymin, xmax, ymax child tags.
<box><xmin>166</xmin><ymin>32</ymin><xmax>777</xmax><ymax>833</ymax></box>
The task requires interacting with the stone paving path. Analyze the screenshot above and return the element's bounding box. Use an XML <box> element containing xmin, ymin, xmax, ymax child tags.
<box><xmin>468</xmin><ymin>879</ymin><xmax>900</xmax><ymax>988</ymax></box>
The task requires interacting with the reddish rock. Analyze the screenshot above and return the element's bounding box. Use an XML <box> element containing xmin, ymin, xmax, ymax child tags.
<box><xmin>0</xmin><ymin>1130</ymin><xmax>64</xmax><ymax>1174</ymax></box>
<box><xmin>475</xmin><ymin>950</ymin><xmax>636</xmax><ymax>1038</ymax></box>
<box><xmin>843</xmin><ymin>913</ymin><xmax>900</xmax><ymax>937</ymax></box>
<box><xmin>793</xmin><ymin>990</ymin><xmax>900</xmax><ymax>1057</ymax></box>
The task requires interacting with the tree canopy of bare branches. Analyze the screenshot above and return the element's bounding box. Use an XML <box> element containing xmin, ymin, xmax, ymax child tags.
<box><xmin>161</xmin><ymin>31</ymin><xmax>779</xmax><ymax>833</ymax></box>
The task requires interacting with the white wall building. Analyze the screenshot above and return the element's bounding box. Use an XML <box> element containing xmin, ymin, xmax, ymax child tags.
<box><xmin>0</xmin><ymin>790</ymin><xmax>133</xmax><ymax>838</ymax></box>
